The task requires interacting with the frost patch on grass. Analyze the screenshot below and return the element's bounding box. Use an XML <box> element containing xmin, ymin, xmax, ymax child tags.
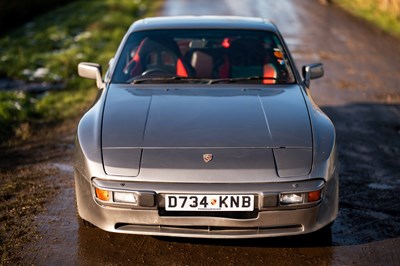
<box><xmin>32</xmin><ymin>68</ymin><xmax>49</xmax><ymax>79</ymax></box>
<box><xmin>74</xmin><ymin>31</ymin><xmax>91</xmax><ymax>42</ymax></box>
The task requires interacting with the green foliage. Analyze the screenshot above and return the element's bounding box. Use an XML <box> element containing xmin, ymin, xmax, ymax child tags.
<box><xmin>34</xmin><ymin>88</ymin><xmax>98</xmax><ymax>122</ymax></box>
<box><xmin>0</xmin><ymin>92</ymin><xmax>34</xmax><ymax>142</ymax></box>
<box><xmin>0</xmin><ymin>0</ymin><xmax>158</xmax><ymax>143</ymax></box>
<box><xmin>335</xmin><ymin>0</ymin><xmax>400</xmax><ymax>38</ymax></box>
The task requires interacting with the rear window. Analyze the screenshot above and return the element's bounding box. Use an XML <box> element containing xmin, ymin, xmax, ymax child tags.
<box><xmin>112</xmin><ymin>29</ymin><xmax>296</xmax><ymax>84</ymax></box>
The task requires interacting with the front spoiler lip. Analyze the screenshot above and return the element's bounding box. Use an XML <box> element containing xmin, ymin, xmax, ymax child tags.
<box><xmin>90</xmin><ymin>206</ymin><xmax>322</xmax><ymax>238</ymax></box>
<box><xmin>113</xmin><ymin>223</ymin><xmax>304</xmax><ymax>239</ymax></box>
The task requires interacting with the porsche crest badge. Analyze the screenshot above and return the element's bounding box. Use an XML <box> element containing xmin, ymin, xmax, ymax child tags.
<box><xmin>203</xmin><ymin>153</ymin><xmax>213</xmax><ymax>163</ymax></box>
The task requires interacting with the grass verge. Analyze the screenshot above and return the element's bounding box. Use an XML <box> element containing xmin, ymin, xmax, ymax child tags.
<box><xmin>334</xmin><ymin>0</ymin><xmax>400</xmax><ymax>38</ymax></box>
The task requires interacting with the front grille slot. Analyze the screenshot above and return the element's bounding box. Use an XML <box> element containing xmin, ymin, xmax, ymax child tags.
<box><xmin>114</xmin><ymin>223</ymin><xmax>304</xmax><ymax>237</ymax></box>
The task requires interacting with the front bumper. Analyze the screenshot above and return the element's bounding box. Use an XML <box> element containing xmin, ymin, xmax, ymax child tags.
<box><xmin>75</xmin><ymin>175</ymin><xmax>338</xmax><ymax>239</ymax></box>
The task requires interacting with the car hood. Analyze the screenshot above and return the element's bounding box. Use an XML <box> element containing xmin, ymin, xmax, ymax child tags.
<box><xmin>101</xmin><ymin>84</ymin><xmax>312</xmax><ymax>181</ymax></box>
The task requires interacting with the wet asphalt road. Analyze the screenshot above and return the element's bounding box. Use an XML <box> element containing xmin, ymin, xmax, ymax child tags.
<box><xmin>21</xmin><ymin>0</ymin><xmax>400</xmax><ymax>265</ymax></box>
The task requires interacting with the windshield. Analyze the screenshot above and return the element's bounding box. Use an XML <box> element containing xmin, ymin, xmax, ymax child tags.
<box><xmin>112</xmin><ymin>29</ymin><xmax>296</xmax><ymax>84</ymax></box>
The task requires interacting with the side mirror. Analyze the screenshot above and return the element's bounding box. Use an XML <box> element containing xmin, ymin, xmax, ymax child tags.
<box><xmin>78</xmin><ymin>62</ymin><xmax>104</xmax><ymax>89</ymax></box>
<box><xmin>302</xmin><ymin>63</ymin><xmax>324</xmax><ymax>87</ymax></box>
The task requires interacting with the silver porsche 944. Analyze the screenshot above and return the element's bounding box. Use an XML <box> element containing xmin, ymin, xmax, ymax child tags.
<box><xmin>75</xmin><ymin>16</ymin><xmax>338</xmax><ymax>239</ymax></box>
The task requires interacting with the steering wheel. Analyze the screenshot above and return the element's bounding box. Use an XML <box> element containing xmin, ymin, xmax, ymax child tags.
<box><xmin>141</xmin><ymin>68</ymin><xmax>173</xmax><ymax>76</ymax></box>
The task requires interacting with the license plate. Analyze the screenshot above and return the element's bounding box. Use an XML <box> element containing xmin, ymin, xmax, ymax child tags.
<box><xmin>165</xmin><ymin>194</ymin><xmax>254</xmax><ymax>211</ymax></box>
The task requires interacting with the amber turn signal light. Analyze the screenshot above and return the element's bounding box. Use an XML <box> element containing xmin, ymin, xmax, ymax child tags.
<box><xmin>308</xmin><ymin>190</ymin><xmax>322</xmax><ymax>202</ymax></box>
<box><xmin>95</xmin><ymin>187</ymin><xmax>110</xmax><ymax>201</ymax></box>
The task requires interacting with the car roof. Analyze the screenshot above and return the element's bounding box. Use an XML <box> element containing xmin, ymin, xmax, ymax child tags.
<box><xmin>128</xmin><ymin>16</ymin><xmax>279</xmax><ymax>33</ymax></box>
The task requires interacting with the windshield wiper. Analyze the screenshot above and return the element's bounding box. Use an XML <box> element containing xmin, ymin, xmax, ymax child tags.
<box><xmin>131</xmin><ymin>76</ymin><xmax>211</xmax><ymax>84</ymax></box>
<box><xmin>208</xmin><ymin>76</ymin><xmax>283</xmax><ymax>84</ymax></box>
<box><xmin>131</xmin><ymin>76</ymin><xmax>287</xmax><ymax>84</ymax></box>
